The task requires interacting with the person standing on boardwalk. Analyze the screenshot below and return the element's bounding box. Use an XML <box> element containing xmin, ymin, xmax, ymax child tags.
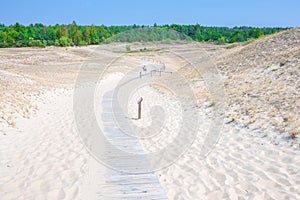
<box><xmin>142</xmin><ymin>65</ymin><xmax>147</xmax><ymax>72</ymax></box>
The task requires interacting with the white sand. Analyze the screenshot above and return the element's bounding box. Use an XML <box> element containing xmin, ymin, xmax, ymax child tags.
<box><xmin>0</xmin><ymin>88</ymin><xmax>89</xmax><ymax>200</ymax></box>
<box><xmin>1</xmin><ymin>73</ymin><xmax>300</xmax><ymax>200</ymax></box>
<box><xmin>1</xmin><ymin>44</ymin><xmax>300</xmax><ymax>200</ymax></box>
<box><xmin>126</xmin><ymin>70</ymin><xmax>300</xmax><ymax>200</ymax></box>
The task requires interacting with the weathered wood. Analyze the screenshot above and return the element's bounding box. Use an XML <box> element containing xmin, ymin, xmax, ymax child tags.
<box><xmin>137</xmin><ymin>97</ymin><xmax>143</xmax><ymax>119</ymax></box>
<box><xmin>97</xmin><ymin>90</ymin><xmax>167</xmax><ymax>199</ymax></box>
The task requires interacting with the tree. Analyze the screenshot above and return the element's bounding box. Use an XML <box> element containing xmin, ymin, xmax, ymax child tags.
<box><xmin>0</xmin><ymin>22</ymin><xmax>287</xmax><ymax>48</ymax></box>
<box><xmin>254</xmin><ymin>29</ymin><xmax>264</xmax><ymax>38</ymax></box>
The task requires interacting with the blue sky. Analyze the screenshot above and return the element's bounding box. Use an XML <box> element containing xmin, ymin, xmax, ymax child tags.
<box><xmin>1</xmin><ymin>0</ymin><xmax>299</xmax><ymax>27</ymax></box>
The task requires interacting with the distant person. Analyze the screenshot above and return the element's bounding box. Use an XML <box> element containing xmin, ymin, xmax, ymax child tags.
<box><xmin>142</xmin><ymin>65</ymin><xmax>147</xmax><ymax>72</ymax></box>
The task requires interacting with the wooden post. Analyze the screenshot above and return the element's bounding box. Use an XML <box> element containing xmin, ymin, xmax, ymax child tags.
<box><xmin>137</xmin><ymin>97</ymin><xmax>143</xmax><ymax>119</ymax></box>
<box><xmin>138</xmin><ymin>103</ymin><xmax>141</xmax><ymax>119</ymax></box>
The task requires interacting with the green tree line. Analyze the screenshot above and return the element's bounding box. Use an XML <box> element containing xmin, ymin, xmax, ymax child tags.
<box><xmin>0</xmin><ymin>21</ymin><xmax>287</xmax><ymax>48</ymax></box>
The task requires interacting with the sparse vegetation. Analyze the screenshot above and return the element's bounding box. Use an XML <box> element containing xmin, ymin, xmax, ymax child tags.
<box><xmin>217</xmin><ymin>27</ymin><xmax>300</xmax><ymax>140</ymax></box>
<box><xmin>126</xmin><ymin>45</ymin><xmax>131</xmax><ymax>52</ymax></box>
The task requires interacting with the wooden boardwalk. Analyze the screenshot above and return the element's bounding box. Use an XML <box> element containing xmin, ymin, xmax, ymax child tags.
<box><xmin>94</xmin><ymin>71</ymin><xmax>168</xmax><ymax>199</ymax></box>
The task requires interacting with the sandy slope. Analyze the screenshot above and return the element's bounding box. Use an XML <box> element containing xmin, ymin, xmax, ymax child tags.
<box><xmin>127</xmin><ymin>72</ymin><xmax>300</xmax><ymax>200</ymax></box>
<box><xmin>0</xmin><ymin>88</ymin><xmax>89</xmax><ymax>199</ymax></box>
<box><xmin>0</xmin><ymin>39</ymin><xmax>300</xmax><ymax>200</ymax></box>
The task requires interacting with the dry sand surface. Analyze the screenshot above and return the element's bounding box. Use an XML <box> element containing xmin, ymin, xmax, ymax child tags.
<box><xmin>1</xmin><ymin>29</ymin><xmax>300</xmax><ymax>200</ymax></box>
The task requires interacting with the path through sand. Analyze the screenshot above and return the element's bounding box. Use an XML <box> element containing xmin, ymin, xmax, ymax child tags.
<box><xmin>1</xmin><ymin>44</ymin><xmax>300</xmax><ymax>200</ymax></box>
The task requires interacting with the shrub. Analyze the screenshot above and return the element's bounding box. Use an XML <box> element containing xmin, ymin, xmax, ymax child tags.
<box><xmin>59</xmin><ymin>36</ymin><xmax>73</xmax><ymax>47</ymax></box>
<box><xmin>28</xmin><ymin>38</ymin><xmax>46</xmax><ymax>47</ymax></box>
<box><xmin>126</xmin><ymin>45</ymin><xmax>131</xmax><ymax>52</ymax></box>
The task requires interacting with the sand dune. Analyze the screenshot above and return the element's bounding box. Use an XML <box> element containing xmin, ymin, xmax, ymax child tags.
<box><xmin>0</xmin><ymin>88</ymin><xmax>88</xmax><ymax>199</ymax></box>
<box><xmin>0</xmin><ymin>39</ymin><xmax>299</xmax><ymax>199</ymax></box>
